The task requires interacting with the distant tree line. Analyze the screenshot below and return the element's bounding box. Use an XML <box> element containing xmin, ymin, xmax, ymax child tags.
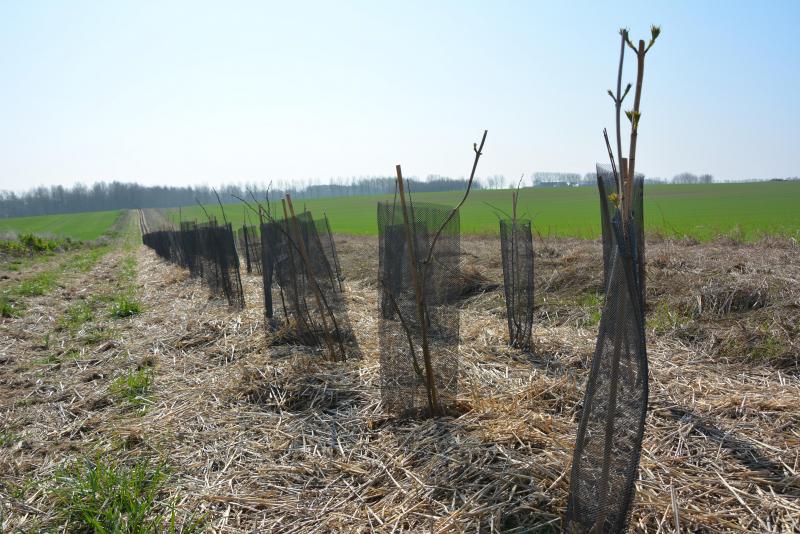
<box><xmin>4</xmin><ymin>171</ymin><xmax>795</xmax><ymax>217</ymax></box>
<box><xmin>0</xmin><ymin>175</ymin><xmax>478</xmax><ymax>218</ymax></box>
<box><xmin>525</xmin><ymin>171</ymin><xmax>718</xmax><ymax>187</ymax></box>
<box><xmin>670</xmin><ymin>172</ymin><xmax>714</xmax><ymax>184</ymax></box>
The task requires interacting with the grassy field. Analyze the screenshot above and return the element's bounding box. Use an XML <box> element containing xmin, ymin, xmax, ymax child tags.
<box><xmin>0</xmin><ymin>210</ymin><xmax>123</xmax><ymax>241</ymax></box>
<box><xmin>168</xmin><ymin>182</ymin><xmax>800</xmax><ymax>241</ymax></box>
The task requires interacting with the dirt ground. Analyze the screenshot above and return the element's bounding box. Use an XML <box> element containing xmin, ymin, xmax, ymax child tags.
<box><xmin>1</xmin><ymin>234</ymin><xmax>798</xmax><ymax>532</ymax></box>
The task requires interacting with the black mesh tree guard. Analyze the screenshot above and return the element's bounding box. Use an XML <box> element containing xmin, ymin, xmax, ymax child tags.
<box><xmin>142</xmin><ymin>218</ymin><xmax>245</xmax><ymax>310</ymax></box>
<box><xmin>209</xmin><ymin>223</ymin><xmax>245</xmax><ymax>309</ymax></box>
<box><xmin>237</xmin><ymin>225</ymin><xmax>263</xmax><ymax>276</ymax></box>
<box><xmin>237</xmin><ymin>225</ymin><xmax>252</xmax><ymax>274</ymax></box>
<box><xmin>598</xmin><ymin>165</ymin><xmax>645</xmax><ymax>302</ymax></box>
<box><xmin>377</xmin><ymin>200</ymin><xmax>460</xmax><ymax>417</ymax></box>
<box><xmin>564</xmin><ymin>169</ymin><xmax>647</xmax><ymax>533</ymax></box>
<box><xmin>315</xmin><ymin>214</ymin><xmax>343</xmax><ymax>291</ymax></box>
<box><xmin>180</xmin><ymin>221</ymin><xmax>202</xmax><ymax>279</ymax></box>
<box><xmin>270</xmin><ymin>211</ymin><xmax>356</xmax><ymax>360</ymax></box>
<box><xmin>499</xmin><ymin>219</ymin><xmax>534</xmax><ymax>350</ymax></box>
<box><xmin>196</xmin><ymin>221</ymin><xmax>220</xmax><ymax>296</ymax></box>
<box><xmin>259</xmin><ymin>220</ymin><xmax>281</xmax><ymax>323</ymax></box>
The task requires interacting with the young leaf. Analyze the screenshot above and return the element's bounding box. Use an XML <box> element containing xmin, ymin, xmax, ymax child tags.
<box><xmin>647</xmin><ymin>25</ymin><xmax>662</xmax><ymax>52</ymax></box>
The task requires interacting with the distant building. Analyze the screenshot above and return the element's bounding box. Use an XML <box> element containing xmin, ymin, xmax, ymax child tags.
<box><xmin>532</xmin><ymin>172</ymin><xmax>589</xmax><ymax>188</ymax></box>
<box><xmin>537</xmin><ymin>181</ymin><xmax>575</xmax><ymax>188</ymax></box>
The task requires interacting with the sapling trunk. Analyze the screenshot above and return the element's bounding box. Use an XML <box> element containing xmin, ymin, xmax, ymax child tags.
<box><xmin>510</xmin><ymin>192</ymin><xmax>519</xmax><ymax>343</ymax></box>
<box><xmin>395</xmin><ymin>165</ymin><xmax>440</xmax><ymax>416</ymax></box>
<box><xmin>390</xmin><ymin>130</ymin><xmax>487</xmax><ymax>416</ymax></box>
<box><xmin>614</xmin><ymin>31</ymin><xmax>627</xmax><ymax>202</ymax></box>
<box><xmin>568</xmin><ymin>25</ymin><xmax>659</xmax><ymax>532</ymax></box>
<box><xmin>285</xmin><ymin>194</ymin><xmax>345</xmax><ymax>361</ymax></box>
<box><xmin>627</xmin><ymin>39</ymin><xmax>646</xmax><ymax>196</ymax></box>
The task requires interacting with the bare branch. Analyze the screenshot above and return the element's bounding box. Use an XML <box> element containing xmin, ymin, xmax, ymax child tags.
<box><xmin>423</xmin><ymin>129</ymin><xmax>488</xmax><ymax>267</ymax></box>
<box><xmin>211</xmin><ymin>188</ymin><xmax>228</xmax><ymax>226</ymax></box>
<box><xmin>621</xmin><ymin>83</ymin><xmax>632</xmax><ymax>102</ymax></box>
<box><xmin>231</xmin><ymin>194</ymin><xmax>262</xmax><ymax>217</ymax></box>
<box><xmin>614</xmin><ymin>31</ymin><xmax>627</xmax><ymax>202</ymax></box>
<box><xmin>194</xmin><ymin>198</ymin><xmax>213</xmax><ymax>223</ymax></box>
<box><xmin>603</xmin><ymin>128</ymin><xmax>620</xmax><ymax>192</ymax></box>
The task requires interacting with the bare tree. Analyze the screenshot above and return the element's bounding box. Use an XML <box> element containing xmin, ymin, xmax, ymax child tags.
<box><xmin>392</xmin><ymin>130</ymin><xmax>488</xmax><ymax>417</ymax></box>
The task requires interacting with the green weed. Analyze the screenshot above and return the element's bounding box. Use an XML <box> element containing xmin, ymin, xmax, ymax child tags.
<box><xmin>81</xmin><ymin>325</ymin><xmax>114</xmax><ymax>345</ymax></box>
<box><xmin>0</xmin><ymin>428</ymin><xmax>19</xmax><ymax>447</ymax></box>
<box><xmin>0</xmin><ymin>294</ymin><xmax>21</xmax><ymax>317</ymax></box>
<box><xmin>16</xmin><ymin>271</ymin><xmax>58</xmax><ymax>296</ymax></box>
<box><xmin>52</xmin><ymin>457</ymin><xmax>169</xmax><ymax>533</ymax></box>
<box><xmin>6</xmin><ymin>474</ymin><xmax>39</xmax><ymax>502</ymax></box>
<box><xmin>110</xmin><ymin>369</ymin><xmax>152</xmax><ymax>409</ymax></box>
<box><xmin>60</xmin><ymin>301</ymin><xmax>94</xmax><ymax>332</ymax></box>
<box><xmin>580</xmin><ymin>292</ymin><xmax>603</xmax><ymax>327</ymax></box>
<box><xmin>648</xmin><ymin>302</ymin><xmax>691</xmax><ymax>335</ymax></box>
<box><xmin>121</xmin><ymin>255</ymin><xmax>137</xmax><ymax>280</ymax></box>
<box><xmin>717</xmin><ymin>322</ymin><xmax>793</xmax><ymax>365</ymax></box>
<box><xmin>111</xmin><ymin>295</ymin><xmax>142</xmax><ymax>318</ymax></box>
<box><xmin>69</xmin><ymin>246</ymin><xmax>112</xmax><ymax>273</ymax></box>
<box><xmin>34</xmin><ymin>353</ymin><xmax>61</xmax><ymax>365</ymax></box>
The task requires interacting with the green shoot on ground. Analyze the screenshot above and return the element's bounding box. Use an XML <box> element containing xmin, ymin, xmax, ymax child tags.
<box><xmin>52</xmin><ymin>457</ymin><xmax>170</xmax><ymax>533</ymax></box>
<box><xmin>111</xmin><ymin>295</ymin><xmax>142</xmax><ymax>318</ymax></box>
<box><xmin>60</xmin><ymin>301</ymin><xmax>94</xmax><ymax>332</ymax></box>
<box><xmin>110</xmin><ymin>369</ymin><xmax>152</xmax><ymax>409</ymax></box>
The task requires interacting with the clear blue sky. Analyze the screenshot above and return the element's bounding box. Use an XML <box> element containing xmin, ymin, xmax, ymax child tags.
<box><xmin>0</xmin><ymin>1</ymin><xmax>798</xmax><ymax>191</ymax></box>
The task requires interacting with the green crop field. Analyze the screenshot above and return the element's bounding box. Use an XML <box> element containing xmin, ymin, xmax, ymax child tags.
<box><xmin>169</xmin><ymin>182</ymin><xmax>800</xmax><ymax>242</ymax></box>
<box><xmin>0</xmin><ymin>210</ymin><xmax>123</xmax><ymax>241</ymax></box>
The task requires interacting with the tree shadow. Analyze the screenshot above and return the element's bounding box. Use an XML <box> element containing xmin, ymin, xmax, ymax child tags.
<box><xmin>386</xmin><ymin>417</ymin><xmax>562</xmax><ymax>532</ymax></box>
<box><xmin>665</xmin><ymin>406</ymin><xmax>796</xmax><ymax>493</ymax></box>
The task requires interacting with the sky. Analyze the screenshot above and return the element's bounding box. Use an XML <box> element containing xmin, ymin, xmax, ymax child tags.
<box><xmin>0</xmin><ymin>1</ymin><xmax>798</xmax><ymax>192</ymax></box>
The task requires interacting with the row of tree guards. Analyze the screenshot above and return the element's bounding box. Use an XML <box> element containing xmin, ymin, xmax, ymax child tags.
<box><xmin>142</xmin><ymin>26</ymin><xmax>659</xmax><ymax>534</ymax></box>
<box><xmin>142</xmin><ymin>218</ymin><xmax>245</xmax><ymax>309</ymax></box>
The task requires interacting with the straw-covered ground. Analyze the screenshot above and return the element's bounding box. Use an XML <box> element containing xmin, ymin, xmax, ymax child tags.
<box><xmin>1</xmin><ymin>231</ymin><xmax>798</xmax><ymax>532</ymax></box>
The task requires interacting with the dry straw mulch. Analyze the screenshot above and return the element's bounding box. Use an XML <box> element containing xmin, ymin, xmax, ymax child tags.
<box><xmin>1</xmin><ymin>235</ymin><xmax>799</xmax><ymax>532</ymax></box>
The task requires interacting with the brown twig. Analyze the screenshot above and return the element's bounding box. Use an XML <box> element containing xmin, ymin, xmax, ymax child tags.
<box><xmin>626</xmin><ymin>39</ymin><xmax>646</xmax><ymax>209</ymax></box>
<box><xmin>195</xmin><ymin>198</ymin><xmax>213</xmax><ymax>224</ymax></box>
<box><xmin>211</xmin><ymin>188</ymin><xmax>229</xmax><ymax>226</ymax></box>
<box><xmin>422</xmin><ymin>130</ymin><xmax>488</xmax><ymax>268</ymax></box>
<box><xmin>609</xmin><ymin>30</ymin><xmax>631</xmax><ymax>204</ymax></box>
